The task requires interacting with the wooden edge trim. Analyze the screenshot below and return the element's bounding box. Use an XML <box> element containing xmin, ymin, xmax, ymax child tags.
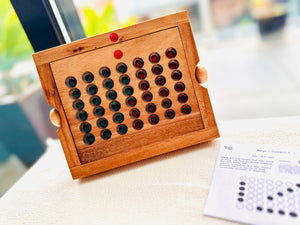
<box><xmin>177</xmin><ymin>22</ymin><xmax>209</xmax><ymax>125</ymax></box>
<box><xmin>201</xmin><ymin>86</ymin><xmax>219</xmax><ymax>129</ymax></box>
<box><xmin>177</xmin><ymin>22</ymin><xmax>218</xmax><ymax>130</ymax></box>
<box><xmin>57</xmin><ymin>107</ymin><xmax>81</xmax><ymax>167</ymax></box>
<box><xmin>33</xmin><ymin>11</ymin><xmax>189</xmax><ymax>64</ymax></box>
<box><xmin>70</xmin><ymin>126</ymin><xmax>219</xmax><ymax>179</ymax></box>
<box><xmin>32</xmin><ymin>60</ymin><xmax>81</xmax><ymax>167</ymax></box>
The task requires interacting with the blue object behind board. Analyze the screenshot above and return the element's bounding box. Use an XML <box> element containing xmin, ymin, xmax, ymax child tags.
<box><xmin>0</xmin><ymin>101</ymin><xmax>45</xmax><ymax>166</ymax></box>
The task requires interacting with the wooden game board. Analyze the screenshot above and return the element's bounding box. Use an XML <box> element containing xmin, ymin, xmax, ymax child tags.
<box><xmin>33</xmin><ymin>11</ymin><xmax>219</xmax><ymax>179</ymax></box>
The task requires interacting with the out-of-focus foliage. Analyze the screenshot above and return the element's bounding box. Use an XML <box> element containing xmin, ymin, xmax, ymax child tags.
<box><xmin>79</xmin><ymin>0</ymin><xmax>138</xmax><ymax>37</ymax></box>
<box><xmin>0</xmin><ymin>0</ymin><xmax>33</xmax><ymax>70</ymax></box>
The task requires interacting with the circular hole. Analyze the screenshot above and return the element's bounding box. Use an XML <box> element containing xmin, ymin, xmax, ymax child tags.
<box><xmin>93</xmin><ymin>106</ymin><xmax>105</xmax><ymax>117</ymax></box>
<box><xmin>165</xmin><ymin>47</ymin><xmax>177</xmax><ymax>58</ymax></box>
<box><xmin>168</xmin><ymin>59</ymin><xmax>179</xmax><ymax>70</ymax></box>
<box><xmin>130</xmin><ymin>108</ymin><xmax>140</xmax><ymax>118</ymax></box>
<box><xmin>181</xmin><ymin>105</ymin><xmax>191</xmax><ymax>115</ymax></box>
<box><xmin>171</xmin><ymin>70</ymin><xmax>182</xmax><ymax>80</ymax></box>
<box><xmin>146</xmin><ymin>103</ymin><xmax>156</xmax><ymax>113</ymax></box>
<box><xmin>80</xmin><ymin>122</ymin><xmax>92</xmax><ymax>133</ymax></box>
<box><xmin>103</xmin><ymin>78</ymin><xmax>114</xmax><ymax>89</ymax></box>
<box><xmin>89</xmin><ymin>95</ymin><xmax>101</xmax><ymax>106</ymax></box>
<box><xmin>238</xmin><ymin>198</ymin><xmax>244</xmax><ymax>202</ymax></box>
<box><xmin>101</xmin><ymin>129</ymin><xmax>112</xmax><ymax>140</ymax></box>
<box><xmin>65</xmin><ymin>76</ymin><xmax>77</xmax><ymax>88</ymax></box>
<box><xmin>116</xmin><ymin>63</ymin><xmax>127</xmax><ymax>74</ymax></box>
<box><xmin>76</xmin><ymin>111</ymin><xmax>88</xmax><ymax>121</ymax></box>
<box><xmin>178</xmin><ymin>93</ymin><xmax>188</xmax><ymax>103</ymax></box>
<box><xmin>109</xmin><ymin>101</ymin><xmax>121</xmax><ymax>112</ymax></box>
<box><xmin>97</xmin><ymin>118</ymin><xmax>108</xmax><ymax>129</ymax></box>
<box><xmin>165</xmin><ymin>109</ymin><xmax>175</xmax><ymax>119</ymax></box>
<box><xmin>113</xmin><ymin>113</ymin><xmax>124</xmax><ymax>123</ymax></box>
<box><xmin>82</xmin><ymin>72</ymin><xmax>94</xmax><ymax>83</ymax></box>
<box><xmin>236</xmin><ymin>203</ymin><xmax>244</xmax><ymax>209</ymax></box>
<box><xmin>155</xmin><ymin>76</ymin><xmax>166</xmax><ymax>86</ymax></box>
<box><xmin>136</xmin><ymin>69</ymin><xmax>147</xmax><ymax>79</ymax></box>
<box><xmin>133</xmin><ymin>119</ymin><xmax>143</xmax><ymax>130</ymax></box>
<box><xmin>290</xmin><ymin>212</ymin><xmax>298</xmax><ymax>217</ymax></box>
<box><xmin>152</xmin><ymin>64</ymin><xmax>163</xmax><ymax>75</ymax></box>
<box><xmin>123</xmin><ymin>86</ymin><xmax>134</xmax><ymax>96</ymax></box>
<box><xmin>239</xmin><ymin>186</ymin><xmax>245</xmax><ymax>191</ymax></box>
<box><xmin>174</xmin><ymin>82</ymin><xmax>185</xmax><ymax>92</ymax></box>
<box><xmin>83</xmin><ymin>133</ymin><xmax>95</xmax><ymax>145</ymax></box>
<box><xmin>117</xmin><ymin>124</ymin><xmax>128</xmax><ymax>135</ymax></box>
<box><xmin>73</xmin><ymin>99</ymin><xmax>84</xmax><ymax>111</ymax></box>
<box><xmin>287</xmin><ymin>188</ymin><xmax>294</xmax><ymax>193</ymax></box>
<box><xmin>142</xmin><ymin>91</ymin><xmax>153</xmax><ymax>102</ymax></box>
<box><xmin>238</xmin><ymin>192</ymin><xmax>244</xmax><ymax>197</ymax></box>
<box><xmin>69</xmin><ymin>88</ymin><xmax>81</xmax><ymax>99</ymax></box>
<box><xmin>159</xmin><ymin>87</ymin><xmax>169</xmax><ymax>97</ymax></box>
<box><xmin>126</xmin><ymin>96</ymin><xmax>137</xmax><ymax>107</ymax></box>
<box><xmin>277</xmin><ymin>192</ymin><xmax>284</xmax><ymax>197</ymax></box>
<box><xmin>267</xmin><ymin>208</ymin><xmax>274</xmax><ymax>213</ymax></box>
<box><xmin>106</xmin><ymin>90</ymin><xmax>117</xmax><ymax>100</ymax></box>
<box><xmin>256</xmin><ymin>206</ymin><xmax>263</xmax><ymax>212</ymax></box>
<box><xmin>139</xmin><ymin>80</ymin><xmax>150</xmax><ymax>91</ymax></box>
<box><xmin>278</xmin><ymin>210</ymin><xmax>285</xmax><ymax>215</ymax></box>
<box><xmin>161</xmin><ymin>98</ymin><xmax>172</xmax><ymax>108</ymax></box>
<box><xmin>257</xmin><ymin>178</ymin><xmax>264</xmax><ymax>184</ymax></box>
<box><xmin>119</xmin><ymin>74</ymin><xmax>130</xmax><ymax>85</ymax></box>
<box><xmin>86</xmin><ymin>84</ymin><xmax>98</xmax><ymax>95</ymax></box>
<box><xmin>99</xmin><ymin>67</ymin><xmax>111</xmax><ymax>78</ymax></box>
<box><xmin>240</xmin><ymin>176</ymin><xmax>247</xmax><ymax>181</ymax></box>
<box><xmin>266</xmin><ymin>179</ymin><xmax>273</xmax><ymax>184</ymax></box>
<box><xmin>149</xmin><ymin>52</ymin><xmax>160</xmax><ymax>63</ymax></box>
<box><xmin>148</xmin><ymin>114</ymin><xmax>159</xmax><ymax>125</ymax></box>
<box><xmin>133</xmin><ymin>57</ymin><xmax>144</xmax><ymax>68</ymax></box>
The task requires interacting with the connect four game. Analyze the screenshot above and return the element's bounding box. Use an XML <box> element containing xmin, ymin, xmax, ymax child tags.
<box><xmin>33</xmin><ymin>11</ymin><xmax>219</xmax><ymax>179</ymax></box>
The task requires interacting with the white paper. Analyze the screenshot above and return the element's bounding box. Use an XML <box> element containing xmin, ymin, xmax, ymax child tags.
<box><xmin>204</xmin><ymin>143</ymin><xmax>300</xmax><ymax>225</ymax></box>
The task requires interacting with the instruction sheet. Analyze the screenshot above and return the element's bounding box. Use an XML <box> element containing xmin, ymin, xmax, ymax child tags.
<box><xmin>204</xmin><ymin>143</ymin><xmax>300</xmax><ymax>225</ymax></box>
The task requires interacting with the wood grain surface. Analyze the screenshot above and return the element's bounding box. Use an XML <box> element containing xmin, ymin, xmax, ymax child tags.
<box><xmin>33</xmin><ymin>11</ymin><xmax>219</xmax><ymax>179</ymax></box>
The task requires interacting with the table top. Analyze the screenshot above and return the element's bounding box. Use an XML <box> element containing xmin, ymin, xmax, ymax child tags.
<box><xmin>1</xmin><ymin>116</ymin><xmax>300</xmax><ymax>225</ymax></box>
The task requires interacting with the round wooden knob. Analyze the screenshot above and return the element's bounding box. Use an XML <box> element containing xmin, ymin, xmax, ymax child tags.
<box><xmin>49</xmin><ymin>108</ymin><xmax>61</xmax><ymax>127</ymax></box>
<box><xmin>195</xmin><ymin>66</ymin><xmax>208</xmax><ymax>84</ymax></box>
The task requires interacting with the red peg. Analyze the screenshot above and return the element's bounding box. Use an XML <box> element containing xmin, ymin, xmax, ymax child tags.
<box><xmin>110</xmin><ymin>33</ymin><xmax>118</xmax><ymax>42</ymax></box>
<box><xmin>114</xmin><ymin>50</ymin><xmax>123</xmax><ymax>59</ymax></box>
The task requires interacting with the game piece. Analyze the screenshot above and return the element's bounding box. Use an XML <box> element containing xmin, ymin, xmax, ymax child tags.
<box><xmin>33</xmin><ymin>11</ymin><xmax>219</xmax><ymax>179</ymax></box>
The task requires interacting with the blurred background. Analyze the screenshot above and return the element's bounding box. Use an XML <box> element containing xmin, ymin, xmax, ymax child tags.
<box><xmin>0</xmin><ymin>0</ymin><xmax>299</xmax><ymax>196</ymax></box>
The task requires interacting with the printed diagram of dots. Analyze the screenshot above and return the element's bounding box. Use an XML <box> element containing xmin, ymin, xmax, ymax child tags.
<box><xmin>50</xmin><ymin>27</ymin><xmax>204</xmax><ymax>163</ymax></box>
<box><xmin>236</xmin><ymin>177</ymin><xmax>300</xmax><ymax>219</ymax></box>
<box><xmin>65</xmin><ymin>48</ymin><xmax>190</xmax><ymax>145</ymax></box>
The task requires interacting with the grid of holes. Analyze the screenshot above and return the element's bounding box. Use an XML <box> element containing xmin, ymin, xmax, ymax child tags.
<box><xmin>236</xmin><ymin>176</ymin><xmax>300</xmax><ymax>218</ymax></box>
<box><xmin>65</xmin><ymin>48</ymin><xmax>192</xmax><ymax>145</ymax></box>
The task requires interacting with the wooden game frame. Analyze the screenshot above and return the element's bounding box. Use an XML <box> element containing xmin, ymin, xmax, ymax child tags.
<box><xmin>33</xmin><ymin>11</ymin><xmax>219</xmax><ymax>179</ymax></box>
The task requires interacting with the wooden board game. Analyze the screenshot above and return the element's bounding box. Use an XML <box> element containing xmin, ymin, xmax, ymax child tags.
<box><xmin>33</xmin><ymin>11</ymin><xmax>219</xmax><ymax>179</ymax></box>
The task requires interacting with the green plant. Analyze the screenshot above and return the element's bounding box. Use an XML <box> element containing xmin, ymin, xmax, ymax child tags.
<box><xmin>0</xmin><ymin>0</ymin><xmax>33</xmax><ymax>71</ymax></box>
<box><xmin>80</xmin><ymin>0</ymin><xmax>138</xmax><ymax>37</ymax></box>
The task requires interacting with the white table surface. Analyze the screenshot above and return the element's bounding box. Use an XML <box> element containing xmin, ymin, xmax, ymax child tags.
<box><xmin>1</xmin><ymin>116</ymin><xmax>300</xmax><ymax>225</ymax></box>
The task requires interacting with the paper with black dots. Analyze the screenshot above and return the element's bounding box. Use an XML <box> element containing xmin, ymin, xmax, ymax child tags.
<box><xmin>204</xmin><ymin>144</ymin><xmax>300</xmax><ymax>225</ymax></box>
